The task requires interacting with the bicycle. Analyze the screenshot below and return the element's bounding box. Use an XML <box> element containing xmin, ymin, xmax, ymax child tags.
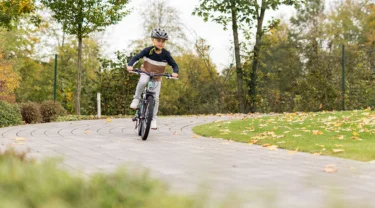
<box><xmin>130</xmin><ymin>69</ymin><xmax>178</xmax><ymax>140</ymax></box>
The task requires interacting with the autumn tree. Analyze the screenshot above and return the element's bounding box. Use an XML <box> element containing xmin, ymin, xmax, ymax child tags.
<box><xmin>41</xmin><ymin>0</ymin><xmax>130</xmax><ymax>115</ymax></box>
<box><xmin>193</xmin><ymin>0</ymin><xmax>254</xmax><ymax>113</ymax></box>
<box><xmin>0</xmin><ymin>0</ymin><xmax>35</xmax><ymax>29</ymax></box>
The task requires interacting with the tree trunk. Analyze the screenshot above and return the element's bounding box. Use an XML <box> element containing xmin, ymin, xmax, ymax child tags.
<box><xmin>249</xmin><ymin>0</ymin><xmax>266</xmax><ymax>113</ymax></box>
<box><xmin>75</xmin><ymin>35</ymin><xmax>82</xmax><ymax>115</ymax></box>
<box><xmin>230</xmin><ymin>0</ymin><xmax>245</xmax><ymax>113</ymax></box>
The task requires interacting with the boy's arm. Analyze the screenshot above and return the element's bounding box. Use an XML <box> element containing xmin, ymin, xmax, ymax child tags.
<box><xmin>166</xmin><ymin>51</ymin><xmax>179</xmax><ymax>74</ymax></box>
<box><xmin>127</xmin><ymin>48</ymin><xmax>149</xmax><ymax>67</ymax></box>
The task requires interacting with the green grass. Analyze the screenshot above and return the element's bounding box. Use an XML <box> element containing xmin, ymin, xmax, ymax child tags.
<box><xmin>193</xmin><ymin>110</ymin><xmax>375</xmax><ymax>161</ymax></box>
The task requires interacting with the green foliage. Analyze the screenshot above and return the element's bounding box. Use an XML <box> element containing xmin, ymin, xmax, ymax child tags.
<box><xmin>0</xmin><ymin>0</ymin><xmax>35</xmax><ymax>29</ymax></box>
<box><xmin>0</xmin><ymin>148</ymin><xmax>209</xmax><ymax>208</ymax></box>
<box><xmin>0</xmin><ymin>100</ymin><xmax>22</xmax><ymax>127</ymax></box>
<box><xmin>19</xmin><ymin>102</ymin><xmax>42</xmax><ymax>124</ymax></box>
<box><xmin>84</xmin><ymin>51</ymin><xmax>138</xmax><ymax>116</ymax></box>
<box><xmin>40</xmin><ymin>100</ymin><xmax>67</xmax><ymax>122</ymax></box>
<box><xmin>40</xmin><ymin>0</ymin><xmax>130</xmax><ymax>37</ymax></box>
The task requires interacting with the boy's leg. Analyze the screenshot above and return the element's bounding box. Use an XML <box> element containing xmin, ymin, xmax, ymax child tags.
<box><xmin>152</xmin><ymin>81</ymin><xmax>162</xmax><ymax>119</ymax></box>
<box><xmin>134</xmin><ymin>74</ymin><xmax>149</xmax><ymax>99</ymax></box>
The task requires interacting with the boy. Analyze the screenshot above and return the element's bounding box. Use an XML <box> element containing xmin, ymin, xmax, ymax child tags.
<box><xmin>127</xmin><ymin>28</ymin><xmax>179</xmax><ymax>130</ymax></box>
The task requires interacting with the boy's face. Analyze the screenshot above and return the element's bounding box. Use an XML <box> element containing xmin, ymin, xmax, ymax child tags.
<box><xmin>152</xmin><ymin>38</ymin><xmax>166</xmax><ymax>49</ymax></box>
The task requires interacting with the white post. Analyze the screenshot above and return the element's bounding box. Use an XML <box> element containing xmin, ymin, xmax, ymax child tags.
<box><xmin>97</xmin><ymin>92</ymin><xmax>101</xmax><ymax>118</ymax></box>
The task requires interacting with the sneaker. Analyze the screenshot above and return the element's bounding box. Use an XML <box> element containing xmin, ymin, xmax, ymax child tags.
<box><xmin>130</xmin><ymin>99</ymin><xmax>139</xmax><ymax>109</ymax></box>
<box><xmin>151</xmin><ymin>119</ymin><xmax>157</xmax><ymax>129</ymax></box>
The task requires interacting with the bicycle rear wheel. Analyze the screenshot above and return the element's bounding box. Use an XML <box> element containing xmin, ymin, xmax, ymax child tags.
<box><xmin>141</xmin><ymin>96</ymin><xmax>154</xmax><ymax>140</ymax></box>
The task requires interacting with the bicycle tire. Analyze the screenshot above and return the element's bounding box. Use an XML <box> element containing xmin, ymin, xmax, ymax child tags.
<box><xmin>141</xmin><ymin>96</ymin><xmax>154</xmax><ymax>140</ymax></box>
<box><xmin>137</xmin><ymin>103</ymin><xmax>143</xmax><ymax>136</ymax></box>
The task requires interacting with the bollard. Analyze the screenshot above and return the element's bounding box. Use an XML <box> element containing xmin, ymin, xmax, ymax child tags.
<box><xmin>97</xmin><ymin>92</ymin><xmax>101</xmax><ymax>118</ymax></box>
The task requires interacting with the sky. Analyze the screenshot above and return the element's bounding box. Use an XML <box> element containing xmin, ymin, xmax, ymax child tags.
<box><xmin>102</xmin><ymin>0</ymin><xmax>296</xmax><ymax>71</ymax></box>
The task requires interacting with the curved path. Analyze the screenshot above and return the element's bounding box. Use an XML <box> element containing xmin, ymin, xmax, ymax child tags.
<box><xmin>1</xmin><ymin>115</ymin><xmax>375</xmax><ymax>207</ymax></box>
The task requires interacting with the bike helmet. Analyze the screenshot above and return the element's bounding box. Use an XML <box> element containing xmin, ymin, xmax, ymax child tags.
<box><xmin>151</xmin><ymin>28</ymin><xmax>168</xmax><ymax>40</ymax></box>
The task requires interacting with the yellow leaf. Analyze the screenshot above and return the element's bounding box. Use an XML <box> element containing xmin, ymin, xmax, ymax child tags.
<box><xmin>313</xmin><ymin>152</ymin><xmax>321</xmax><ymax>156</ymax></box>
<box><xmin>192</xmin><ymin>134</ymin><xmax>200</xmax><ymax>139</ymax></box>
<box><xmin>292</xmin><ymin>134</ymin><xmax>302</xmax><ymax>137</ymax></box>
<box><xmin>288</xmin><ymin>147</ymin><xmax>299</xmax><ymax>154</ymax></box>
<box><xmin>335</xmin><ymin>144</ymin><xmax>344</xmax><ymax>147</ymax></box>
<box><xmin>353</xmin><ymin>132</ymin><xmax>359</xmax><ymax>136</ymax></box>
<box><xmin>13</xmin><ymin>137</ymin><xmax>26</xmax><ymax>141</ymax></box>
<box><xmin>262</xmin><ymin>143</ymin><xmax>271</xmax><ymax>147</ymax></box>
<box><xmin>338</xmin><ymin>135</ymin><xmax>344</xmax><ymax>140</ymax></box>
<box><xmin>106</xmin><ymin>118</ymin><xmax>112</xmax><ymax>123</ymax></box>
<box><xmin>313</xmin><ymin>130</ymin><xmax>323</xmax><ymax>135</ymax></box>
<box><xmin>250</xmin><ymin>140</ymin><xmax>259</xmax><ymax>144</ymax></box>
<box><xmin>267</xmin><ymin>145</ymin><xmax>278</xmax><ymax>151</ymax></box>
<box><xmin>332</xmin><ymin>149</ymin><xmax>345</xmax><ymax>153</ymax></box>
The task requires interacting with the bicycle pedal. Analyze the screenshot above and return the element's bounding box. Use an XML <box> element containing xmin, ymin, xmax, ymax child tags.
<box><xmin>132</xmin><ymin>117</ymin><xmax>137</xmax><ymax>122</ymax></box>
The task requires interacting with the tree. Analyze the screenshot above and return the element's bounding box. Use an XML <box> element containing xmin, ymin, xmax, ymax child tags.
<box><xmin>41</xmin><ymin>0</ymin><xmax>130</xmax><ymax>115</ymax></box>
<box><xmin>193</xmin><ymin>0</ymin><xmax>254</xmax><ymax>113</ymax></box>
<box><xmin>246</xmin><ymin>0</ymin><xmax>302</xmax><ymax>113</ymax></box>
<box><xmin>130</xmin><ymin>0</ymin><xmax>187</xmax><ymax>54</ymax></box>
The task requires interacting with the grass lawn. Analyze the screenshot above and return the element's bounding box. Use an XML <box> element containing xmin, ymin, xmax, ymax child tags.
<box><xmin>193</xmin><ymin>110</ymin><xmax>375</xmax><ymax>162</ymax></box>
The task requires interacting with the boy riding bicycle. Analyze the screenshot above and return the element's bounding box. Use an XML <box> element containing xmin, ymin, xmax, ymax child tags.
<box><xmin>127</xmin><ymin>28</ymin><xmax>179</xmax><ymax>130</ymax></box>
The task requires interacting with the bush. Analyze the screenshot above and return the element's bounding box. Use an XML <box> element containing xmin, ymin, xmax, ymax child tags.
<box><xmin>19</xmin><ymin>102</ymin><xmax>42</xmax><ymax>124</ymax></box>
<box><xmin>0</xmin><ymin>101</ymin><xmax>22</xmax><ymax>127</ymax></box>
<box><xmin>40</xmin><ymin>101</ymin><xmax>67</xmax><ymax>122</ymax></box>
<box><xmin>0</xmin><ymin>149</ymin><xmax>206</xmax><ymax>208</ymax></box>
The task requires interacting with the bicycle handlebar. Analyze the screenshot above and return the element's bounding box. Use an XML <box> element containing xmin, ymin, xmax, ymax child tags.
<box><xmin>129</xmin><ymin>69</ymin><xmax>179</xmax><ymax>80</ymax></box>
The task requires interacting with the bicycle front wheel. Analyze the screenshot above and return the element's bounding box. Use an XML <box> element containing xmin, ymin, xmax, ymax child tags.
<box><xmin>141</xmin><ymin>96</ymin><xmax>154</xmax><ymax>140</ymax></box>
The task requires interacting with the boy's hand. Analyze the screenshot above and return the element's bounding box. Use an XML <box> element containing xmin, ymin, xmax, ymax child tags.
<box><xmin>127</xmin><ymin>66</ymin><xmax>133</xmax><ymax>72</ymax></box>
<box><xmin>172</xmin><ymin>73</ymin><xmax>178</xmax><ymax>78</ymax></box>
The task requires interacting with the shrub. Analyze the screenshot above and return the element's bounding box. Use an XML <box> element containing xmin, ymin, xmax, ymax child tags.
<box><xmin>19</xmin><ymin>102</ymin><xmax>42</xmax><ymax>124</ymax></box>
<box><xmin>0</xmin><ymin>101</ymin><xmax>22</xmax><ymax>127</ymax></box>
<box><xmin>40</xmin><ymin>101</ymin><xmax>67</xmax><ymax>122</ymax></box>
<box><xmin>0</xmin><ymin>149</ymin><xmax>205</xmax><ymax>208</ymax></box>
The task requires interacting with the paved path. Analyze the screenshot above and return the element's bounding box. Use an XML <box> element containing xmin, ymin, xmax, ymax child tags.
<box><xmin>1</xmin><ymin>115</ymin><xmax>375</xmax><ymax>207</ymax></box>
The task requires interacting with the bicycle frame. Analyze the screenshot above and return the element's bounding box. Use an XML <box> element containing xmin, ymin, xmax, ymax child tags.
<box><xmin>130</xmin><ymin>69</ymin><xmax>177</xmax><ymax>140</ymax></box>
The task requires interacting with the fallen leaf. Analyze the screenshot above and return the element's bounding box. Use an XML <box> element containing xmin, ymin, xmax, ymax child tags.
<box><xmin>338</xmin><ymin>135</ymin><xmax>344</xmax><ymax>140</ymax></box>
<box><xmin>106</xmin><ymin>118</ymin><xmax>112</xmax><ymax>123</ymax></box>
<box><xmin>313</xmin><ymin>152</ymin><xmax>321</xmax><ymax>156</ymax></box>
<box><xmin>267</xmin><ymin>145</ymin><xmax>278</xmax><ymax>151</ymax></box>
<box><xmin>353</xmin><ymin>132</ymin><xmax>359</xmax><ymax>137</ymax></box>
<box><xmin>84</xmin><ymin>130</ymin><xmax>92</xmax><ymax>134</ymax></box>
<box><xmin>277</xmin><ymin>141</ymin><xmax>285</xmax><ymax>144</ymax></box>
<box><xmin>313</xmin><ymin>130</ymin><xmax>323</xmax><ymax>135</ymax></box>
<box><xmin>250</xmin><ymin>140</ymin><xmax>259</xmax><ymax>144</ymax></box>
<box><xmin>192</xmin><ymin>134</ymin><xmax>200</xmax><ymax>139</ymax></box>
<box><xmin>292</xmin><ymin>134</ymin><xmax>302</xmax><ymax>137</ymax></box>
<box><xmin>324</xmin><ymin>164</ymin><xmax>338</xmax><ymax>173</ymax></box>
<box><xmin>332</xmin><ymin>149</ymin><xmax>345</xmax><ymax>153</ymax></box>
<box><xmin>262</xmin><ymin>143</ymin><xmax>271</xmax><ymax>147</ymax></box>
<box><xmin>13</xmin><ymin>137</ymin><xmax>26</xmax><ymax>141</ymax></box>
<box><xmin>288</xmin><ymin>147</ymin><xmax>299</xmax><ymax>154</ymax></box>
<box><xmin>335</xmin><ymin>144</ymin><xmax>344</xmax><ymax>147</ymax></box>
